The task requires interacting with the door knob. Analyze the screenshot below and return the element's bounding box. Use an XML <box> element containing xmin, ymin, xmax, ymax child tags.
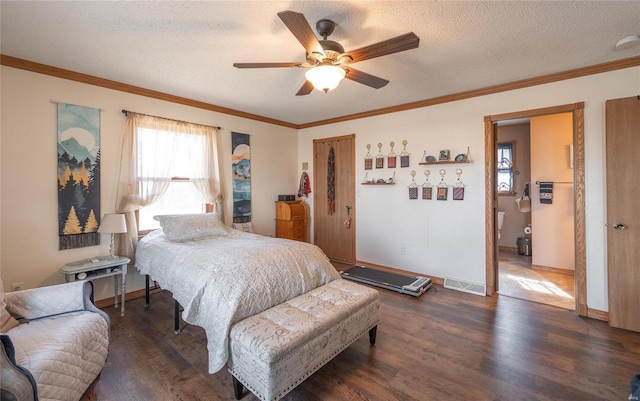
<box><xmin>612</xmin><ymin>223</ymin><xmax>627</xmax><ymax>230</ymax></box>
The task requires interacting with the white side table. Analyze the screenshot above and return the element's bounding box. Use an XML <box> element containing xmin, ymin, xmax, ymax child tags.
<box><xmin>60</xmin><ymin>256</ymin><xmax>130</xmax><ymax>316</ymax></box>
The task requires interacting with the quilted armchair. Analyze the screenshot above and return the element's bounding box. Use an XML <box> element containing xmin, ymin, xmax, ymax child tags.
<box><xmin>1</xmin><ymin>280</ymin><xmax>110</xmax><ymax>401</ymax></box>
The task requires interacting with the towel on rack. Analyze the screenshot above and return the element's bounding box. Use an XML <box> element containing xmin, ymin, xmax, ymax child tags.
<box><xmin>539</xmin><ymin>181</ymin><xmax>553</xmax><ymax>204</ymax></box>
<box><xmin>516</xmin><ymin>182</ymin><xmax>531</xmax><ymax>212</ymax></box>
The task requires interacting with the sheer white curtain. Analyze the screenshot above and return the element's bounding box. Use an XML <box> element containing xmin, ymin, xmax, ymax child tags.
<box><xmin>115</xmin><ymin>112</ymin><xmax>224</xmax><ymax>259</ymax></box>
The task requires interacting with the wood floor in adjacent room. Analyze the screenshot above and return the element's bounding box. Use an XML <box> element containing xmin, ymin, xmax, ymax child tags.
<box><xmin>498</xmin><ymin>248</ymin><xmax>575</xmax><ymax>310</ymax></box>
<box><xmin>82</xmin><ymin>284</ymin><xmax>640</xmax><ymax>401</ymax></box>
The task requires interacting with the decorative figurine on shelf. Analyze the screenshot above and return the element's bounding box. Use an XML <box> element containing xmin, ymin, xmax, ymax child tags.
<box><xmin>400</xmin><ymin>140</ymin><xmax>410</xmax><ymax>167</ymax></box>
<box><xmin>421</xmin><ymin>169</ymin><xmax>433</xmax><ymax>200</ymax></box>
<box><xmin>437</xmin><ymin>169</ymin><xmax>448</xmax><ymax>200</ymax></box>
<box><xmin>388</xmin><ymin>171</ymin><xmax>396</xmax><ymax>184</ymax></box>
<box><xmin>388</xmin><ymin>141</ymin><xmax>397</xmax><ymax>168</ymax></box>
<box><xmin>453</xmin><ymin>168</ymin><xmax>465</xmax><ymax>200</ymax></box>
<box><xmin>364</xmin><ymin>144</ymin><xmax>373</xmax><ymax>170</ymax></box>
<box><xmin>375</xmin><ymin>143</ymin><xmax>384</xmax><ymax>169</ymax></box>
<box><xmin>408</xmin><ymin>170</ymin><xmax>418</xmax><ymax>199</ymax></box>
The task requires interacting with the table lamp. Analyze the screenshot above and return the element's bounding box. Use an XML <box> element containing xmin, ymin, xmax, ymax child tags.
<box><xmin>98</xmin><ymin>213</ymin><xmax>127</xmax><ymax>259</ymax></box>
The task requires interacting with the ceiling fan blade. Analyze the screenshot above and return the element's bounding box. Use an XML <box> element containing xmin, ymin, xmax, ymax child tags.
<box><xmin>344</xmin><ymin>67</ymin><xmax>389</xmax><ymax>89</ymax></box>
<box><xmin>277</xmin><ymin>11</ymin><xmax>326</xmax><ymax>59</ymax></box>
<box><xmin>233</xmin><ymin>62</ymin><xmax>300</xmax><ymax>68</ymax></box>
<box><xmin>343</xmin><ymin>32</ymin><xmax>419</xmax><ymax>63</ymax></box>
<box><xmin>296</xmin><ymin>80</ymin><xmax>314</xmax><ymax>96</ymax></box>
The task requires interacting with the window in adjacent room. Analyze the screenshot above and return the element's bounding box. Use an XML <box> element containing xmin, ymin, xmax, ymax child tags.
<box><xmin>497</xmin><ymin>141</ymin><xmax>515</xmax><ymax>194</ymax></box>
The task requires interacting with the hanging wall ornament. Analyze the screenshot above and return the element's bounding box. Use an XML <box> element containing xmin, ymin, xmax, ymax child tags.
<box><xmin>387</xmin><ymin>141</ymin><xmax>397</xmax><ymax>168</ymax></box>
<box><xmin>408</xmin><ymin>170</ymin><xmax>418</xmax><ymax>199</ymax></box>
<box><xmin>437</xmin><ymin>169</ymin><xmax>448</xmax><ymax>200</ymax></box>
<box><xmin>364</xmin><ymin>144</ymin><xmax>373</xmax><ymax>170</ymax></box>
<box><xmin>453</xmin><ymin>168</ymin><xmax>465</xmax><ymax>200</ymax></box>
<box><xmin>327</xmin><ymin>146</ymin><xmax>336</xmax><ymax>215</ymax></box>
<box><xmin>375</xmin><ymin>143</ymin><xmax>384</xmax><ymax>169</ymax></box>
<box><xmin>400</xmin><ymin>140</ymin><xmax>410</xmax><ymax>167</ymax></box>
<box><xmin>421</xmin><ymin>169</ymin><xmax>433</xmax><ymax>200</ymax></box>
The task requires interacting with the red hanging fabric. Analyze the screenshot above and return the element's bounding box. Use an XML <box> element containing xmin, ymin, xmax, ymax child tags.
<box><xmin>297</xmin><ymin>171</ymin><xmax>311</xmax><ymax>198</ymax></box>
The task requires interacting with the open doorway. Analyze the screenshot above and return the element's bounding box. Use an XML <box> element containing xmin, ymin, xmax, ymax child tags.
<box><xmin>496</xmin><ymin>117</ymin><xmax>575</xmax><ymax>310</ymax></box>
<box><xmin>484</xmin><ymin>102</ymin><xmax>587</xmax><ymax>316</ymax></box>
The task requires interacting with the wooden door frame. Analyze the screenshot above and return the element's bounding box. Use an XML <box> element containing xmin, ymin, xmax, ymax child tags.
<box><xmin>312</xmin><ymin>134</ymin><xmax>356</xmax><ymax>265</ymax></box>
<box><xmin>484</xmin><ymin>102</ymin><xmax>587</xmax><ymax>316</ymax></box>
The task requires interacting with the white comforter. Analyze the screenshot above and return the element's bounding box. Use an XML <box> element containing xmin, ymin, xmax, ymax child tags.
<box><xmin>135</xmin><ymin>229</ymin><xmax>340</xmax><ymax>373</ymax></box>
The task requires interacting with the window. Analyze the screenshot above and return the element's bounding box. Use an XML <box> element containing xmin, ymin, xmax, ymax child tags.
<box><xmin>497</xmin><ymin>141</ymin><xmax>515</xmax><ymax>194</ymax></box>
<box><xmin>117</xmin><ymin>112</ymin><xmax>222</xmax><ymax>241</ymax></box>
<box><xmin>136</xmin><ymin>126</ymin><xmax>209</xmax><ymax>232</ymax></box>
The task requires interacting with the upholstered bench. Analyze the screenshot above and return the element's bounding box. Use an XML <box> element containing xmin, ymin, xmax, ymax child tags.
<box><xmin>228</xmin><ymin>278</ymin><xmax>380</xmax><ymax>401</ymax></box>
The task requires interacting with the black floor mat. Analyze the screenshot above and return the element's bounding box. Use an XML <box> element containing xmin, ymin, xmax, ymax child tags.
<box><xmin>340</xmin><ymin>265</ymin><xmax>431</xmax><ymax>297</ymax></box>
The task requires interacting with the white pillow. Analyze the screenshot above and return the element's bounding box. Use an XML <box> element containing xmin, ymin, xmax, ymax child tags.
<box><xmin>0</xmin><ymin>279</ymin><xmax>19</xmax><ymax>333</ymax></box>
<box><xmin>232</xmin><ymin>222</ymin><xmax>254</xmax><ymax>233</ymax></box>
<box><xmin>153</xmin><ymin>213</ymin><xmax>230</xmax><ymax>242</ymax></box>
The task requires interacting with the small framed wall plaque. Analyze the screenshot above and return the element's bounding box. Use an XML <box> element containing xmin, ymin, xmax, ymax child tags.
<box><xmin>387</xmin><ymin>141</ymin><xmax>397</xmax><ymax>168</ymax></box>
<box><xmin>376</xmin><ymin>143</ymin><xmax>384</xmax><ymax>169</ymax></box>
<box><xmin>364</xmin><ymin>144</ymin><xmax>373</xmax><ymax>170</ymax></box>
<box><xmin>422</xmin><ymin>170</ymin><xmax>432</xmax><ymax>200</ymax></box>
<box><xmin>408</xmin><ymin>170</ymin><xmax>418</xmax><ymax>199</ymax></box>
<box><xmin>400</xmin><ymin>140</ymin><xmax>410</xmax><ymax>167</ymax></box>
<box><xmin>437</xmin><ymin>187</ymin><xmax>448</xmax><ymax>200</ymax></box>
<box><xmin>437</xmin><ymin>169</ymin><xmax>448</xmax><ymax>200</ymax></box>
<box><xmin>453</xmin><ymin>168</ymin><xmax>465</xmax><ymax>200</ymax></box>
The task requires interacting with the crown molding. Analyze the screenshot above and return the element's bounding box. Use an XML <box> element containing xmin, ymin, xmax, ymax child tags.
<box><xmin>3</xmin><ymin>54</ymin><xmax>639</xmax><ymax>129</ymax></box>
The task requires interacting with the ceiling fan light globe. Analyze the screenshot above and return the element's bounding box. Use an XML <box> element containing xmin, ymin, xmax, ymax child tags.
<box><xmin>305</xmin><ymin>65</ymin><xmax>346</xmax><ymax>93</ymax></box>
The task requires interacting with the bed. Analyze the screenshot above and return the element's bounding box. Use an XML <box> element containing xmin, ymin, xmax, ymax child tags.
<box><xmin>134</xmin><ymin>213</ymin><xmax>341</xmax><ymax>374</ymax></box>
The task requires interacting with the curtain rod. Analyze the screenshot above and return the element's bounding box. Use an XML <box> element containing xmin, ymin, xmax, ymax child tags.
<box><xmin>121</xmin><ymin>109</ymin><xmax>221</xmax><ymax>130</ymax></box>
<box><xmin>535</xmin><ymin>181</ymin><xmax>573</xmax><ymax>184</ymax></box>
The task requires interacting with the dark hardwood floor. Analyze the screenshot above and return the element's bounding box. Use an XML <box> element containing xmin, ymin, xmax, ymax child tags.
<box><xmin>82</xmin><ymin>284</ymin><xmax>640</xmax><ymax>401</ymax></box>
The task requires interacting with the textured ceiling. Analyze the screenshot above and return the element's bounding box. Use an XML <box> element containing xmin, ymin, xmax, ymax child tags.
<box><xmin>2</xmin><ymin>1</ymin><xmax>639</xmax><ymax>126</ymax></box>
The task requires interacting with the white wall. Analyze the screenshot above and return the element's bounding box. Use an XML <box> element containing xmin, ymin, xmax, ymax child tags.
<box><xmin>530</xmin><ymin>113</ymin><xmax>575</xmax><ymax>270</ymax></box>
<box><xmin>299</xmin><ymin>66</ymin><xmax>639</xmax><ymax>312</ymax></box>
<box><xmin>2</xmin><ymin>65</ymin><xmax>637</xmax><ymax>312</ymax></box>
<box><xmin>0</xmin><ymin>66</ymin><xmax>298</xmax><ymax>301</ymax></box>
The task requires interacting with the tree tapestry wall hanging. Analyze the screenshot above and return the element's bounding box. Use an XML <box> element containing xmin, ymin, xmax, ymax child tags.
<box><xmin>57</xmin><ymin>103</ymin><xmax>101</xmax><ymax>250</ymax></box>
<box><xmin>232</xmin><ymin>132</ymin><xmax>252</xmax><ymax>223</ymax></box>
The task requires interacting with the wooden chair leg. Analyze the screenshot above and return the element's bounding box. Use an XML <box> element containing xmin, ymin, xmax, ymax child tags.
<box><xmin>232</xmin><ymin>376</ymin><xmax>244</xmax><ymax>400</ymax></box>
<box><xmin>369</xmin><ymin>325</ymin><xmax>377</xmax><ymax>345</ymax></box>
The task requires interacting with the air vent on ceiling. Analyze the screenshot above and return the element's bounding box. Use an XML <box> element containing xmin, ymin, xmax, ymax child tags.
<box><xmin>443</xmin><ymin>277</ymin><xmax>486</xmax><ymax>296</ymax></box>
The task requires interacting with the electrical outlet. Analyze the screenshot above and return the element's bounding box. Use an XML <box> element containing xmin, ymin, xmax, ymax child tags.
<box><xmin>11</xmin><ymin>282</ymin><xmax>23</xmax><ymax>292</ymax></box>
<box><xmin>400</xmin><ymin>246</ymin><xmax>406</xmax><ymax>255</ymax></box>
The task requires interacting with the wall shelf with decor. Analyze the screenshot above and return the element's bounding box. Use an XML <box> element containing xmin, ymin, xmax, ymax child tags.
<box><xmin>419</xmin><ymin>147</ymin><xmax>471</xmax><ymax>165</ymax></box>
<box><xmin>361</xmin><ymin>171</ymin><xmax>395</xmax><ymax>185</ymax></box>
<box><xmin>419</xmin><ymin>159</ymin><xmax>471</xmax><ymax>165</ymax></box>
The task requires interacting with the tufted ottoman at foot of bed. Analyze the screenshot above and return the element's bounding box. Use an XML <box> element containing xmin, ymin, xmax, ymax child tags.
<box><xmin>227</xmin><ymin>278</ymin><xmax>380</xmax><ymax>401</ymax></box>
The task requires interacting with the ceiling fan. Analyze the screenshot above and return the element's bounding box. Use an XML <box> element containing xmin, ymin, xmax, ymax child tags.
<box><xmin>233</xmin><ymin>11</ymin><xmax>420</xmax><ymax>95</ymax></box>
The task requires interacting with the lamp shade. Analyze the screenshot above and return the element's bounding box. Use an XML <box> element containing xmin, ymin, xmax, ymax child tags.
<box><xmin>305</xmin><ymin>64</ymin><xmax>346</xmax><ymax>93</ymax></box>
<box><xmin>98</xmin><ymin>213</ymin><xmax>127</xmax><ymax>234</ymax></box>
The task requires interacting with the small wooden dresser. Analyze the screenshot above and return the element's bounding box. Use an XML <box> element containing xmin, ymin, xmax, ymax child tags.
<box><xmin>275</xmin><ymin>200</ymin><xmax>308</xmax><ymax>242</ymax></box>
